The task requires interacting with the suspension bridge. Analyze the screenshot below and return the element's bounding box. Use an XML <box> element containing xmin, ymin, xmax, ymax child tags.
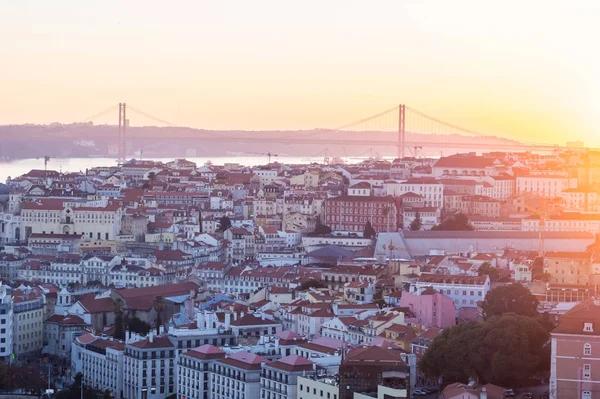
<box><xmin>1</xmin><ymin>103</ymin><xmax>566</xmax><ymax>162</ymax></box>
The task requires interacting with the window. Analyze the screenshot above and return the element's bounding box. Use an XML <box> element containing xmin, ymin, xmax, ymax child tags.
<box><xmin>584</xmin><ymin>343</ymin><xmax>592</xmax><ymax>356</ymax></box>
<box><xmin>584</xmin><ymin>323</ymin><xmax>594</xmax><ymax>332</ymax></box>
<box><xmin>584</xmin><ymin>364</ymin><xmax>591</xmax><ymax>380</ymax></box>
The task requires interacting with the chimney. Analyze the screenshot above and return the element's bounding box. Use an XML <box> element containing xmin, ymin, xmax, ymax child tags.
<box><xmin>480</xmin><ymin>387</ymin><xmax>487</xmax><ymax>399</ymax></box>
<box><xmin>225</xmin><ymin>312</ymin><xmax>231</xmax><ymax>328</ymax></box>
<box><xmin>233</xmin><ymin>312</ymin><xmax>238</xmax><ymax>321</ymax></box>
<box><xmin>149</xmin><ymin>332</ymin><xmax>154</xmax><ymax>343</ymax></box>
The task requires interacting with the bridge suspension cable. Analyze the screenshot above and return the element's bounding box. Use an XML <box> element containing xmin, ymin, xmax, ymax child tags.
<box><xmin>127</xmin><ymin>105</ymin><xmax>175</xmax><ymax>126</ymax></box>
<box><xmin>80</xmin><ymin>105</ymin><xmax>118</xmax><ymax>123</ymax></box>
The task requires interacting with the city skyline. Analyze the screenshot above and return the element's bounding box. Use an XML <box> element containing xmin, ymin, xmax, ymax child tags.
<box><xmin>1</xmin><ymin>0</ymin><xmax>600</xmax><ymax>146</ymax></box>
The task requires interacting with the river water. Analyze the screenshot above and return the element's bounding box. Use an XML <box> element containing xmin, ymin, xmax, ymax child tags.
<box><xmin>0</xmin><ymin>155</ymin><xmax>354</xmax><ymax>183</ymax></box>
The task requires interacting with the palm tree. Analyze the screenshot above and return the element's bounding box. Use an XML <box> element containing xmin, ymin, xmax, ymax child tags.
<box><xmin>152</xmin><ymin>296</ymin><xmax>165</xmax><ymax>334</ymax></box>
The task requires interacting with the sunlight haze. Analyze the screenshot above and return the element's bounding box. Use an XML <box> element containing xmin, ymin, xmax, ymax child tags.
<box><xmin>1</xmin><ymin>0</ymin><xmax>599</xmax><ymax>145</ymax></box>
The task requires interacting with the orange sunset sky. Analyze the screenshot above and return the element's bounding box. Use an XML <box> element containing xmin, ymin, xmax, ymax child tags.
<box><xmin>1</xmin><ymin>0</ymin><xmax>599</xmax><ymax>146</ymax></box>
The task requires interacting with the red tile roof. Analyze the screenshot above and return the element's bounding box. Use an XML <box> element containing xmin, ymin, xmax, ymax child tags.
<box><xmin>129</xmin><ymin>335</ymin><xmax>175</xmax><ymax>349</ymax></box>
<box><xmin>217</xmin><ymin>351</ymin><xmax>269</xmax><ymax>371</ymax></box>
<box><xmin>183</xmin><ymin>345</ymin><xmax>226</xmax><ymax>360</ymax></box>
<box><xmin>46</xmin><ymin>314</ymin><xmax>87</xmax><ymax>325</ymax></box>
<box><xmin>268</xmin><ymin>355</ymin><xmax>313</xmax><ymax>372</ymax></box>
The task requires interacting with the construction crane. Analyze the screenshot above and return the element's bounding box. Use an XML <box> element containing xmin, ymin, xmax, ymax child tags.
<box><xmin>246</xmin><ymin>151</ymin><xmax>278</xmax><ymax>163</ymax></box>
<box><xmin>524</xmin><ymin>203</ymin><xmax>547</xmax><ymax>257</ymax></box>
<box><xmin>36</xmin><ymin>155</ymin><xmax>53</xmax><ymax>170</ymax></box>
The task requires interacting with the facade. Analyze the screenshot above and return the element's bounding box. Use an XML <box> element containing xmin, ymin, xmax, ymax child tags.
<box><xmin>0</xmin><ymin>283</ymin><xmax>13</xmax><ymax>361</ymax></box>
<box><xmin>12</xmin><ymin>286</ymin><xmax>45</xmax><ymax>355</ymax></box>
<box><xmin>177</xmin><ymin>344</ymin><xmax>226</xmax><ymax>399</ymax></box>
<box><xmin>339</xmin><ymin>346</ymin><xmax>409</xmax><ymax>399</ymax></box>
<box><xmin>399</xmin><ymin>291</ymin><xmax>456</xmax><ymax>329</ymax></box>
<box><xmin>72</xmin><ymin>333</ymin><xmax>125</xmax><ymax>397</ymax></box>
<box><xmin>123</xmin><ymin>334</ymin><xmax>177</xmax><ymax>399</ymax></box>
<box><xmin>322</xmin><ymin>195</ymin><xmax>398</xmax><ymax>233</ymax></box>
<box><xmin>297</xmin><ymin>375</ymin><xmax>340</xmax><ymax>399</ymax></box>
<box><xmin>261</xmin><ymin>355</ymin><xmax>314</xmax><ymax>399</ymax></box>
<box><xmin>413</xmin><ymin>274</ymin><xmax>490</xmax><ymax>314</ymax></box>
<box><xmin>550</xmin><ymin>298</ymin><xmax>600</xmax><ymax>399</ymax></box>
<box><xmin>44</xmin><ymin>314</ymin><xmax>88</xmax><ymax>359</ymax></box>
<box><xmin>212</xmin><ymin>351</ymin><xmax>269</xmax><ymax>399</ymax></box>
<box><xmin>516</xmin><ymin>174</ymin><xmax>572</xmax><ymax>198</ymax></box>
<box><xmin>544</xmin><ymin>252</ymin><xmax>591</xmax><ymax>285</ymax></box>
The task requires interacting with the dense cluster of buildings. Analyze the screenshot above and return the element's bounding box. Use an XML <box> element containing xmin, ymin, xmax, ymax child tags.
<box><xmin>0</xmin><ymin>149</ymin><xmax>599</xmax><ymax>398</ymax></box>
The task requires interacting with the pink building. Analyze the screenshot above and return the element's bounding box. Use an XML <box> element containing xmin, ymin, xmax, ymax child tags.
<box><xmin>399</xmin><ymin>289</ymin><xmax>456</xmax><ymax>329</ymax></box>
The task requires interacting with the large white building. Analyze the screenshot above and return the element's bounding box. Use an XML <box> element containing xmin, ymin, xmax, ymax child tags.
<box><xmin>0</xmin><ymin>283</ymin><xmax>13</xmax><ymax>362</ymax></box>
<box><xmin>20</xmin><ymin>199</ymin><xmax>123</xmax><ymax>241</ymax></box>
<box><xmin>413</xmin><ymin>274</ymin><xmax>491</xmax><ymax>314</ymax></box>
<box><xmin>72</xmin><ymin>333</ymin><xmax>125</xmax><ymax>397</ymax></box>
<box><xmin>211</xmin><ymin>351</ymin><xmax>269</xmax><ymax>399</ymax></box>
<box><xmin>123</xmin><ymin>333</ymin><xmax>177</xmax><ymax>399</ymax></box>
<box><xmin>384</xmin><ymin>179</ymin><xmax>444</xmax><ymax>208</ymax></box>
<box><xmin>261</xmin><ymin>355</ymin><xmax>315</xmax><ymax>399</ymax></box>
<box><xmin>177</xmin><ymin>344</ymin><xmax>226</xmax><ymax>399</ymax></box>
<box><xmin>516</xmin><ymin>174</ymin><xmax>573</xmax><ymax>198</ymax></box>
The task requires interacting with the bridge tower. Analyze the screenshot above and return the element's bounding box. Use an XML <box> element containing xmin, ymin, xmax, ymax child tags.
<box><xmin>397</xmin><ymin>104</ymin><xmax>406</xmax><ymax>160</ymax></box>
<box><xmin>118</xmin><ymin>103</ymin><xmax>127</xmax><ymax>162</ymax></box>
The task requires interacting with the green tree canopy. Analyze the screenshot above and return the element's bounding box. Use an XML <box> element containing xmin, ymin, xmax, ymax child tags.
<box><xmin>419</xmin><ymin>314</ymin><xmax>550</xmax><ymax>388</ymax></box>
<box><xmin>477</xmin><ymin>262</ymin><xmax>510</xmax><ymax>282</ymax></box>
<box><xmin>127</xmin><ymin>316</ymin><xmax>151</xmax><ymax>335</ymax></box>
<box><xmin>363</xmin><ymin>221</ymin><xmax>376</xmax><ymax>238</ymax></box>
<box><xmin>409</xmin><ymin>212</ymin><xmax>422</xmax><ymax>231</ymax></box>
<box><xmin>432</xmin><ymin>212</ymin><xmax>473</xmax><ymax>231</ymax></box>
<box><xmin>313</xmin><ymin>217</ymin><xmax>332</xmax><ymax>235</ymax></box>
<box><xmin>218</xmin><ymin>215</ymin><xmax>232</xmax><ymax>232</ymax></box>
<box><xmin>480</xmin><ymin>283</ymin><xmax>539</xmax><ymax>320</ymax></box>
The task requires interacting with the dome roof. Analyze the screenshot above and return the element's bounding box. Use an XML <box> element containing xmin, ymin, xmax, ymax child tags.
<box><xmin>0</xmin><ymin>183</ymin><xmax>9</xmax><ymax>195</ymax></box>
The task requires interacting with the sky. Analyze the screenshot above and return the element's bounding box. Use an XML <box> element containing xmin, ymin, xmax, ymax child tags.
<box><xmin>1</xmin><ymin>0</ymin><xmax>599</xmax><ymax>146</ymax></box>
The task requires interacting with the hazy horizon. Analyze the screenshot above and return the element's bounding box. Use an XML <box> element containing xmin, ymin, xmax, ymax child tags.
<box><xmin>2</xmin><ymin>0</ymin><xmax>599</xmax><ymax>146</ymax></box>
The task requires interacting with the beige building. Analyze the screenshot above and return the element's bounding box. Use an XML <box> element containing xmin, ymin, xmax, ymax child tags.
<box><xmin>544</xmin><ymin>252</ymin><xmax>591</xmax><ymax>285</ymax></box>
<box><xmin>12</xmin><ymin>286</ymin><xmax>45</xmax><ymax>355</ymax></box>
<box><xmin>550</xmin><ymin>298</ymin><xmax>600</xmax><ymax>399</ymax></box>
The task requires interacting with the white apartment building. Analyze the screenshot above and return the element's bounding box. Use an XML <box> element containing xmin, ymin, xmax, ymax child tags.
<box><xmin>480</xmin><ymin>176</ymin><xmax>515</xmax><ymax>200</ymax></box>
<box><xmin>384</xmin><ymin>179</ymin><xmax>444</xmax><ymax>208</ymax></box>
<box><xmin>82</xmin><ymin>254</ymin><xmax>122</xmax><ymax>286</ymax></box>
<box><xmin>12</xmin><ymin>286</ymin><xmax>45</xmax><ymax>355</ymax></box>
<box><xmin>0</xmin><ymin>212</ymin><xmax>21</xmax><ymax>244</ymax></box>
<box><xmin>0</xmin><ymin>283</ymin><xmax>13</xmax><ymax>362</ymax></box>
<box><xmin>18</xmin><ymin>254</ymin><xmax>82</xmax><ymax>285</ymax></box>
<box><xmin>560</xmin><ymin>189</ymin><xmax>600</xmax><ymax>212</ymax></box>
<box><xmin>123</xmin><ymin>333</ymin><xmax>177</xmax><ymax>399</ymax></box>
<box><xmin>402</xmin><ymin>207</ymin><xmax>441</xmax><ymax>230</ymax></box>
<box><xmin>71</xmin><ymin>333</ymin><xmax>125</xmax><ymax>397</ymax></box>
<box><xmin>522</xmin><ymin>212</ymin><xmax>600</xmax><ymax>234</ymax></box>
<box><xmin>211</xmin><ymin>351</ymin><xmax>269</xmax><ymax>399</ymax></box>
<box><xmin>297</xmin><ymin>375</ymin><xmax>340</xmax><ymax>399</ymax></box>
<box><xmin>413</xmin><ymin>274</ymin><xmax>491</xmax><ymax>314</ymax></box>
<box><xmin>20</xmin><ymin>199</ymin><xmax>123</xmax><ymax>241</ymax></box>
<box><xmin>301</xmin><ymin>235</ymin><xmax>372</xmax><ymax>253</ymax></box>
<box><xmin>516</xmin><ymin>174</ymin><xmax>573</xmax><ymax>198</ymax></box>
<box><xmin>177</xmin><ymin>344</ymin><xmax>226</xmax><ymax>399</ymax></box>
<box><xmin>261</xmin><ymin>355</ymin><xmax>315</xmax><ymax>399</ymax></box>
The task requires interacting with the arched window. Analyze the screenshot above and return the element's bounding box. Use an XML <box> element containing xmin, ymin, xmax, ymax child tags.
<box><xmin>584</xmin><ymin>343</ymin><xmax>592</xmax><ymax>356</ymax></box>
<box><xmin>582</xmin><ymin>391</ymin><xmax>591</xmax><ymax>399</ymax></box>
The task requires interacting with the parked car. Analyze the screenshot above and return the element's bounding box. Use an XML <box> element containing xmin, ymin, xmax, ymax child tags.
<box><xmin>524</xmin><ymin>393</ymin><xmax>533</xmax><ymax>399</ymax></box>
<box><xmin>503</xmin><ymin>389</ymin><xmax>516</xmax><ymax>397</ymax></box>
<box><xmin>413</xmin><ymin>390</ymin><xmax>428</xmax><ymax>396</ymax></box>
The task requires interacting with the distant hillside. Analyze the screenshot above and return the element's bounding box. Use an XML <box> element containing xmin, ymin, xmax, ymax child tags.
<box><xmin>0</xmin><ymin>123</ymin><xmax>526</xmax><ymax>160</ymax></box>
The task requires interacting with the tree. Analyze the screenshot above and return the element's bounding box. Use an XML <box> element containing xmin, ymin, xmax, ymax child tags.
<box><xmin>480</xmin><ymin>283</ymin><xmax>539</xmax><ymax>320</ymax></box>
<box><xmin>420</xmin><ymin>314</ymin><xmax>550</xmax><ymax>388</ymax></box>
<box><xmin>477</xmin><ymin>262</ymin><xmax>509</xmax><ymax>282</ymax></box>
<box><xmin>363</xmin><ymin>221</ymin><xmax>376</xmax><ymax>238</ymax></box>
<box><xmin>531</xmin><ymin>256</ymin><xmax>545</xmax><ymax>279</ymax></box>
<box><xmin>313</xmin><ymin>217</ymin><xmax>332</xmax><ymax>235</ymax></box>
<box><xmin>113</xmin><ymin>298</ymin><xmax>126</xmax><ymax>340</ymax></box>
<box><xmin>409</xmin><ymin>212</ymin><xmax>422</xmax><ymax>231</ymax></box>
<box><xmin>127</xmin><ymin>316</ymin><xmax>151</xmax><ymax>335</ymax></box>
<box><xmin>153</xmin><ymin>296</ymin><xmax>166</xmax><ymax>334</ymax></box>
<box><xmin>218</xmin><ymin>215</ymin><xmax>232</xmax><ymax>232</ymax></box>
<box><xmin>431</xmin><ymin>212</ymin><xmax>474</xmax><ymax>231</ymax></box>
